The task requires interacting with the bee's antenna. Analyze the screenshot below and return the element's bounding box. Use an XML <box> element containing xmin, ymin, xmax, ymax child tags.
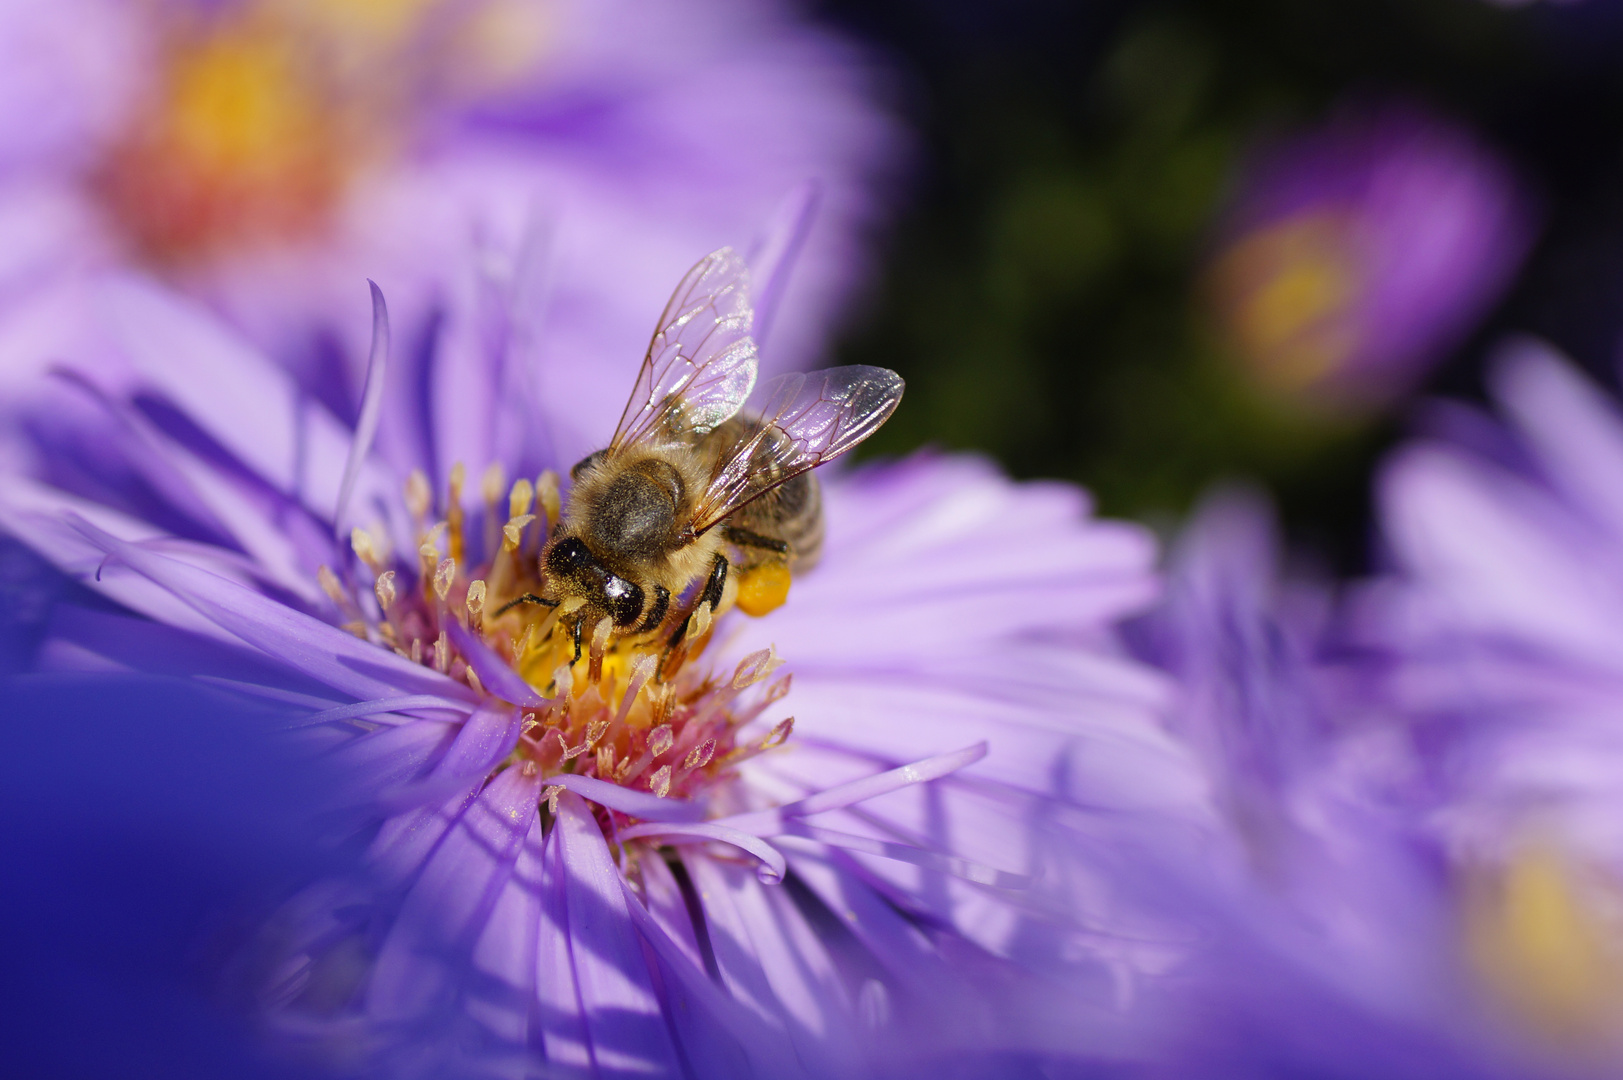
<box><xmin>493</xmin><ymin>593</ymin><xmax>558</xmax><ymax>618</ymax></box>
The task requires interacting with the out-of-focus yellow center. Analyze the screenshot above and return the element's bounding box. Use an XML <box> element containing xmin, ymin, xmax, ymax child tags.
<box><xmin>735</xmin><ymin>563</ymin><xmax>793</xmax><ymax>618</ymax></box>
<box><xmin>1467</xmin><ymin>843</ymin><xmax>1623</xmax><ymax>1047</ymax></box>
<box><xmin>1208</xmin><ymin>211</ymin><xmax>1363</xmax><ymax>397</ymax></box>
<box><xmin>93</xmin><ymin>0</ymin><xmax>552</xmax><ymax>264</ymax></box>
<box><xmin>97</xmin><ymin>27</ymin><xmax>351</xmax><ymax>262</ymax></box>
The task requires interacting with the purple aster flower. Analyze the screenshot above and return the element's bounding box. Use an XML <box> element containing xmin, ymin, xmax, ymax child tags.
<box><xmin>0</xmin><ymin>0</ymin><xmax>899</xmax><ymax>402</ymax></box>
<box><xmin>1355</xmin><ymin>338</ymin><xmax>1623</xmax><ymax>1065</ymax></box>
<box><xmin>1205</xmin><ymin>104</ymin><xmax>1534</xmax><ymax>414</ymax></box>
<box><xmin>0</xmin><ymin>258</ymin><xmax>1208</xmax><ymax>1076</ymax></box>
<box><xmin>1128</xmin><ymin>489</ymin><xmax>1537</xmax><ymax>1078</ymax></box>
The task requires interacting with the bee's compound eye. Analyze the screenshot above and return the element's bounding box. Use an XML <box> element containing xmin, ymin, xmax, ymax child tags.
<box><xmin>603</xmin><ymin>575</ymin><xmax>644</xmax><ymax>627</ymax></box>
<box><xmin>570</xmin><ymin>450</ymin><xmax>607</xmax><ymax>482</ymax></box>
<box><xmin>546</xmin><ymin>537</ymin><xmax>594</xmax><ymax>577</ymax></box>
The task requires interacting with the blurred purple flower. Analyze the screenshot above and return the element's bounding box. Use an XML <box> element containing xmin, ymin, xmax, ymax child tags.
<box><xmin>1129</xmin><ymin>489</ymin><xmax>1528</xmax><ymax>1079</ymax></box>
<box><xmin>1355</xmin><ymin>339</ymin><xmax>1623</xmax><ymax>1063</ymax></box>
<box><xmin>0</xmin><ymin>0</ymin><xmax>899</xmax><ymax>412</ymax></box>
<box><xmin>1206</xmin><ymin>105</ymin><xmax>1534</xmax><ymax>414</ymax></box>
<box><xmin>0</xmin><ymin>269</ymin><xmax>1208</xmax><ymax>1076</ymax></box>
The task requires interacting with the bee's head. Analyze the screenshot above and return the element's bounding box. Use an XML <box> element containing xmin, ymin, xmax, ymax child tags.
<box><xmin>544</xmin><ymin>536</ymin><xmax>645</xmax><ymax>628</ymax></box>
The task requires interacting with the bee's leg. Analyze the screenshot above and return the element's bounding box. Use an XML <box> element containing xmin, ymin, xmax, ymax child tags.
<box><xmin>571</xmin><ymin>617</ymin><xmax>585</xmax><ymax>665</ymax></box>
<box><xmin>666</xmin><ymin>554</ymin><xmax>729</xmax><ymax>648</ymax></box>
<box><xmin>493</xmin><ymin>592</ymin><xmax>559</xmax><ymax>618</ymax></box>
<box><xmin>722</xmin><ymin>526</ymin><xmax>789</xmax><ymax>554</ymax></box>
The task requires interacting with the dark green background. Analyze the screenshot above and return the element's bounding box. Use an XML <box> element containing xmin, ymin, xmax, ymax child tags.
<box><xmin>821</xmin><ymin>0</ymin><xmax>1623</xmax><ymax>568</ymax></box>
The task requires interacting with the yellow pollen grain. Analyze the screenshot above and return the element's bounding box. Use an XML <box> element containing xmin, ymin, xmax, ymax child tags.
<box><xmin>736</xmin><ymin>563</ymin><xmax>792</xmax><ymax>617</ymax></box>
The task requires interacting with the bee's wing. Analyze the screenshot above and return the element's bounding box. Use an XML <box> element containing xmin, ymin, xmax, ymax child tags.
<box><xmin>690</xmin><ymin>366</ymin><xmax>905</xmax><ymax>535</ymax></box>
<box><xmin>609</xmin><ymin>248</ymin><xmax>759</xmax><ymax>454</ymax></box>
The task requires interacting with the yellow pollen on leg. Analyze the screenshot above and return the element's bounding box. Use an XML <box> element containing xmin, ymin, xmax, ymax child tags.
<box><xmin>736</xmin><ymin>562</ymin><xmax>792</xmax><ymax>617</ymax></box>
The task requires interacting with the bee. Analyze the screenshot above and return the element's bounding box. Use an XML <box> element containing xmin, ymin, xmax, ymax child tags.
<box><xmin>502</xmin><ymin>247</ymin><xmax>904</xmax><ymax>660</ymax></box>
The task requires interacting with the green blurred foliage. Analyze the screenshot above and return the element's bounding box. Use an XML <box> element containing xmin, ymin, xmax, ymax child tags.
<box><xmin>828</xmin><ymin>0</ymin><xmax>1577</xmax><ymax>563</ymax></box>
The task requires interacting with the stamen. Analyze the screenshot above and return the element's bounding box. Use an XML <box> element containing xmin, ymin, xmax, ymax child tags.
<box><xmin>689</xmin><ymin>601</ymin><xmax>713</xmax><ymax>643</ymax></box>
<box><xmin>405</xmin><ymin>469</ymin><xmax>432</xmax><ymax>522</ymax></box>
<box><xmin>350</xmin><ymin>526</ymin><xmax>381</xmax><ymax>570</ymax></box>
<box><xmin>761</xmin><ymin>717</ymin><xmax>794</xmax><ymax>750</ymax></box>
<box><xmin>596</xmin><ymin>745</ymin><xmax>615</xmax><ymax>775</ymax></box>
<box><xmin>732</xmin><ymin>646</ymin><xmax>784</xmax><ymax>689</ymax></box>
<box><xmin>434</xmin><ymin>631</ymin><xmax>449</xmax><ymax>673</ymax></box>
<box><xmin>588</xmin><ymin>616</ymin><xmax>612</xmax><ymax>683</ymax></box>
<box><xmin>317</xmin><ymin>565</ymin><xmax>348</xmax><ymax>606</ymax></box>
<box><xmin>466</xmin><ymin>665</ymin><xmax>484</xmax><ymax>696</ymax></box>
<box><xmin>510</xmin><ymin>621</ymin><xmax>533</xmax><ymax>663</ymax></box>
<box><xmin>509</xmin><ymin>478</ymin><xmax>534</xmax><ymax>519</ymax></box>
<box><xmin>684</xmin><ymin>739</ymin><xmax>717</xmax><ymax>770</ymax></box>
<box><xmin>375</xmin><ymin>569</ymin><xmax>397</xmax><ymax>610</ymax></box>
<box><xmin>649</xmin><ymin>765</ymin><xmax>673</xmax><ymax>798</ymax></box>
<box><xmin>536</xmin><ymin>470</ymin><xmax>561</xmax><ymax>533</ymax></box>
<box><xmin>502</xmin><ymin>514</ymin><xmax>535</xmax><ymax>550</ymax></box>
<box><xmin>419</xmin><ymin>522</ymin><xmax>447</xmax><ymax>560</ymax></box>
<box><xmin>433</xmin><ymin>557</ymin><xmax>455</xmax><ymax>602</ymax></box>
<box><xmin>481</xmin><ymin>462</ymin><xmax>506</xmax><ymax>508</ymax></box>
<box><xmin>466</xmin><ymin>579</ymin><xmax>487</xmax><ymax>620</ymax></box>
<box><xmin>447</xmin><ymin>464</ymin><xmax>467</xmax><ymax>566</ymax></box>
<box><xmin>648</xmin><ymin>725</ymin><xmax>674</xmax><ymax>758</ymax></box>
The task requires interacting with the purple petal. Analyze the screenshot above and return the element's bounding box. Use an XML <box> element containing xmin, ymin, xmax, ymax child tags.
<box><xmin>548</xmin><ymin>791</ymin><xmax>685</xmax><ymax>1075</ymax></box>
<box><xmin>290</xmin><ymin>694</ymin><xmax>474</xmax><ymax>729</ymax></box>
<box><xmin>549</xmin><ymin>773</ymin><xmax>705</xmax><ymax>822</ymax></box>
<box><xmin>616</xmin><ymin>822</ymin><xmax>787</xmax><ymax>884</ymax></box>
<box><xmin>684</xmin><ymin>854</ymin><xmax>858</xmax><ymax>1075</ymax></box>
<box><xmin>332</xmin><ymin>282</ymin><xmax>391</xmax><ymax>537</ymax></box>
<box><xmin>67</xmin><ymin>513</ymin><xmax>475</xmax><ymax>703</ymax></box>
<box><xmin>718</xmin><ymin>742</ymin><xmax>987</xmax><ymax>835</ymax></box>
<box><xmin>377</xmin><ymin>701</ymin><xmax>522</xmax><ymax>814</ymax></box>
<box><xmin>368</xmin><ymin>765</ymin><xmax>542</xmax><ymax>1023</ymax></box>
<box><xmin>775</xmin><ymin>824</ymin><xmax>1031</xmax><ymax>889</ymax></box>
<box><xmin>444</xmin><ymin>617</ymin><xmax>546</xmax><ymax>707</ymax></box>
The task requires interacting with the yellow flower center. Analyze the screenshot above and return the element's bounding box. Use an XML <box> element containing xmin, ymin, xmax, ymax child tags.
<box><xmin>92</xmin><ymin>0</ymin><xmax>552</xmax><ymax>264</ymax></box>
<box><xmin>1466</xmin><ymin>842</ymin><xmax>1623</xmax><ymax>1051</ymax></box>
<box><xmin>1208</xmin><ymin>210</ymin><xmax>1364</xmax><ymax>397</ymax></box>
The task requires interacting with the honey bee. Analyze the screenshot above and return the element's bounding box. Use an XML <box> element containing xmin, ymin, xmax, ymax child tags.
<box><xmin>504</xmin><ymin>247</ymin><xmax>904</xmax><ymax>659</ymax></box>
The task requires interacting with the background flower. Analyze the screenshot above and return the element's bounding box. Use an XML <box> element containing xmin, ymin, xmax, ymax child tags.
<box><xmin>1352</xmin><ymin>339</ymin><xmax>1623</xmax><ymax>1065</ymax></box>
<box><xmin>1125</xmin><ymin>488</ymin><xmax>1524</xmax><ymax>1078</ymax></box>
<box><xmin>1205</xmin><ymin>104</ymin><xmax>1534</xmax><ymax>415</ymax></box>
<box><xmin>0</xmin><ymin>0</ymin><xmax>901</xmax><ymax>433</ymax></box>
